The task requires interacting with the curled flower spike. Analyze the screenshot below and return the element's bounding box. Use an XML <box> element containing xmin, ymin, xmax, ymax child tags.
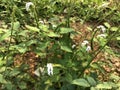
<box><xmin>25</xmin><ymin>2</ymin><xmax>34</xmax><ymax>11</ymax></box>
<box><xmin>97</xmin><ymin>25</ymin><xmax>106</xmax><ymax>33</ymax></box>
<box><xmin>47</xmin><ymin>63</ymin><xmax>53</xmax><ymax>76</ymax></box>
<box><xmin>81</xmin><ymin>40</ymin><xmax>89</xmax><ymax>47</ymax></box>
<box><xmin>97</xmin><ymin>34</ymin><xmax>106</xmax><ymax>38</ymax></box>
<box><xmin>86</xmin><ymin>46</ymin><xmax>91</xmax><ymax>52</ymax></box>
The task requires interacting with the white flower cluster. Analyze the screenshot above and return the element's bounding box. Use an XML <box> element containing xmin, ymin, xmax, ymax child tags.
<box><xmin>81</xmin><ymin>40</ymin><xmax>91</xmax><ymax>52</ymax></box>
<box><xmin>34</xmin><ymin>63</ymin><xmax>53</xmax><ymax>77</ymax></box>
<box><xmin>97</xmin><ymin>25</ymin><xmax>106</xmax><ymax>33</ymax></box>
<box><xmin>81</xmin><ymin>40</ymin><xmax>89</xmax><ymax>47</ymax></box>
<box><xmin>25</xmin><ymin>2</ymin><xmax>34</xmax><ymax>11</ymax></box>
<box><xmin>97</xmin><ymin>25</ymin><xmax>107</xmax><ymax>38</ymax></box>
<box><xmin>97</xmin><ymin>34</ymin><xmax>106</xmax><ymax>38</ymax></box>
<box><xmin>47</xmin><ymin>63</ymin><xmax>53</xmax><ymax>76</ymax></box>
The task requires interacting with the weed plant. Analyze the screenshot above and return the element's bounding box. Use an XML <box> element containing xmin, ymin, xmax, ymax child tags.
<box><xmin>0</xmin><ymin>0</ymin><xmax>120</xmax><ymax>90</ymax></box>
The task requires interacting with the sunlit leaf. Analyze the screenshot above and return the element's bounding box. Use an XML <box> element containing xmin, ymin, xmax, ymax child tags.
<box><xmin>116</xmin><ymin>36</ymin><xmax>120</xmax><ymax>40</ymax></box>
<box><xmin>39</xmin><ymin>24</ymin><xmax>49</xmax><ymax>32</ymax></box>
<box><xmin>104</xmin><ymin>22</ymin><xmax>110</xmax><ymax>28</ymax></box>
<box><xmin>60</xmin><ymin>27</ymin><xmax>74</xmax><ymax>34</ymax></box>
<box><xmin>111</xmin><ymin>27</ymin><xmax>118</xmax><ymax>31</ymax></box>
<box><xmin>18</xmin><ymin>30</ymin><xmax>29</xmax><ymax>36</ymax></box>
<box><xmin>26</xmin><ymin>40</ymin><xmax>37</xmax><ymax>46</ymax></box>
<box><xmin>48</xmin><ymin>31</ymin><xmax>60</xmax><ymax>37</ymax></box>
<box><xmin>96</xmin><ymin>82</ymin><xmax>112</xmax><ymax>89</ymax></box>
<box><xmin>61</xmin><ymin>45</ymin><xmax>72</xmax><ymax>52</ymax></box>
<box><xmin>110</xmin><ymin>74</ymin><xmax>120</xmax><ymax>81</ymax></box>
<box><xmin>0</xmin><ymin>30</ymin><xmax>11</xmax><ymax>42</ymax></box>
<box><xmin>0</xmin><ymin>74</ymin><xmax>6</xmax><ymax>83</ymax></box>
<box><xmin>25</xmin><ymin>25</ymin><xmax>39</xmax><ymax>32</ymax></box>
<box><xmin>13</xmin><ymin>21</ymin><xmax>20</xmax><ymax>30</ymax></box>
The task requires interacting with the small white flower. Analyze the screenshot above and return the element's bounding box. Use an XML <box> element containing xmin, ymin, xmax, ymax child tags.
<box><xmin>97</xmin><ymin>25</ymin><xmax>106</xmax><ymax>33</ymax></box>
<box><xmin>86</xmin><ymin>46</ymin><xmax>91</xmax><ymax>52</ymax></box>
<box><xmin>25</xmin><ymin>2</ymin><xmax>34</xmax><ymax>11</ymax></box>
<box><xmin>52</xmin><ymin>24</ymin><xmax>57</xmax><ymax>28</ymax></box>
<box><xmin>47</xmin><ymin>63</ymin><xmax>53</xmax><ymax>76</ymax></box>
<box><xmin>39</xmin><ymin>20</ymin><xmax>44</xmax><ymax>24</ymax></box>
<box><xmin>81</xmin><ymin>40</ymin><xmax>89</xmax><ymax>47</ymax></box>
<box><xmin>72</xmin><ymin>44</ymin><xmax>76</xmax><ymax>49</ymax></box>
<box><xmin>97</xmin><ymin>34</ymin><xmax>106</xmax><ymax>38</ymax></box>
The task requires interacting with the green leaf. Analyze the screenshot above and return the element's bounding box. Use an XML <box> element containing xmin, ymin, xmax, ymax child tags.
<box><xmin>72</xmin><ymin>78</ymin><xmax>90</xmax><ymax>87</ymax></box>
<box><xmin>111</xmin><ymin>27</ymin><xmax>118</xmax><ymax>31</ymax></box>
<box><xmin>110</xmin><ymin>74</ymin><xmax>120</xmax><ymax>81</ymax></box>
<box><xmin>0</xmin><ymin>28</ymin><xmax>6</xmax><ymax>33</ymax></box>
<box><xmin>0</xmin><ymin>74</ymin><xmax>6</xmax><ymax>83</ymax></box>
<box><xmin>18</xmin><ymin>30</ymin><xmax>29</xmax><ymax>36</ymax></box>
<box><xmin>0</xmin><ymin>67</ymin><xmax>5</xmax><ymax>72</ymax></box>
<box><xmin>10</xmin><ymin>69</ymin><xmax>20</xmax><ymax>77</ymax></box>
<box><xmin>61</xmin><ymin>45</ymin><xmax>72</xmax><ymax>52</ymax></box>
<box><xmin>26</xmin><ymin>40</ymin><xmax>37</xmax><ymax>46</ymax></box>
<box><xmin>87</xmin><ymin>76</ymin><xmax>97</xmax><ymax>86</ymax></box>
<box><xmin>38</xmin><ymin>41</ymin><xmax>50</xmax><ymax>51</ymax></box>
<box><xmin>39</xmin><ymin>24</ymin><xmax>49</xmax><ymax>32</ymax></box>
<box><xmin>13</xmin><ymin>21</ymin><xmax>20</xmax><ymax>30</ymax></box>
<box><xmin>90</xmin><ymin>62</ymin><xmax>105</xmax><ymax>74</ymax></box>
<box><xmin>48</xmin><ymin>31</ymin><xmax>60</xmax><ymax>37</ymax></box>
<box><xmin>60</xmin><ymin>27</ymin><xmax>74</xmax><ymax>34</ymax></box>
<box><xmin>0</xmin><ymin>30</ymin><xmax>11</xmax><ymax>42</ymax></box>
<box><xmin>96</xmin><ymin>82</ymin><xmax>112</xmax><ymax>89</ymax></box>
<box><xmin>65</xmin><ymin>73</ymin><xmax>72</xmax><ymax>83</ymax></box>
<box><xmin>18</xmin><ymin>81</ymin><xmax>27</xmax><ymax>89</ymax></box>
<box><xmin>116</xmin><ymin>36</ymin><xmax>120</xmax><ymax>40</ymax></box>
<box><xmin>104</xmin><ymin>22</ymin><xmax>110</xmax><ymax>28</ymax></box>
<box><xmin>5</xmin><ymin>82</ymin><xmax>13</xmax><ymax>90</ymax></box>
<box><xmin>25</xmin><ymin>25</ymin><xmax>39</xmax><ymax>32</ymax></box>
<box><xmin>14</xmin><ymin>43</ymin><xmax>27</xmax><ymax>53</ymax></box>
<box><xmin>90</xmin><ymin>87</ymin><xmax>97</xmax><ymax>90</ymax></box>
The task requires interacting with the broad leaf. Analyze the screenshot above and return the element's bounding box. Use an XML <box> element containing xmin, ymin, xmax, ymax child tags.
<box><xmin>18</xmin><ymin>81</ymin><xmax>27</xmax><ymax>89</ymax></box>
<box><xmin>96</xmin><ymin>82</ymin><xmax>112</xmax><ymax>89</ymax></box>
<box><xmin>0</xmin><ymin>74</ymin><xmax>6</xmax><ymax>83</ymax></box>
<box><xmin>111</xmin><ymin>27</ymin><xmax>118</xmax><ymax>31</ymax></box>
<box><xmin>18</xmin><ymin>30</ymin><xmax>29</xmax><ymax>36</ymax></box>
<box><xmin>104</xmin><ymin>22</ymin><xmax>110</xmax><ymax>28</ymax></box>
<box><xmin>0</xmin><ymin>30</ymin><xmax>11</xmax><ymax>42</ymax></box>
<box><xmin>13</xmin><ymin>21</ymin><xmax>20</xmax><ymax>30</ymax></box>
<box><xmin>26</xmin><ymin>40</ymin><xmax>37</xmax><ymax>46</ymax></box>
<box><xmin>9</xmin><ymin>69</ymin><xmax>20</xmax><ymax>77</ymax></box>
<box><xmin>60</xmin><ymin>27</ymin><xmax>74</xmax><ymax>34</ymax></box>
<box><xmin>65</xmin><ymin>73</ymin><xmax>72</xmax><ymax>83</ymax></box>
<box><xmin>48</xmin><ymin>31</ymin><xmax>60</xmax><ymax>37</ymax></box>
<box><xmin>5</xmin><ymin>82</ymin><xmax>13</xmax><ymax>90</ymax></box>
<box><xmin>116</xmin><ymin>36</ymin><xmax>120</xmax><ymax>40</ymax></box>
<box><xmin>61</xmin><ymin>45</ymin><xmax>72</xmax><ymax>52</ymax></box>
<box><xmin>25</xmin><ymin>25</ymin><xmax>39</xmax><ymax>32</ymax></box>
<box><xmin>87</xmin><ymin>76</ymin><xmax>97</xmax><ymax>86</ymax></box>
<box><xmin>72</xmin><ymin>78</ymin><xmax>90</xmax><ymax>87</ymax></box>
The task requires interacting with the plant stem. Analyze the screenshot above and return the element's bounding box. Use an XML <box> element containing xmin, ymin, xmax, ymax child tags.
<box><xmin>80</xmin><ymin>27</ymin><xmax>120</xmax><ymax>77</ymax></box>
<box><xmin>3</xmin><ymin>6</ymin><xmax>16</xmax><ymax>77</ymax></box>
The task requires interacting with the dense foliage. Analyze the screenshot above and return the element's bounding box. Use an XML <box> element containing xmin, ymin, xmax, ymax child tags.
<box><xmin>0</xmin><ymin>0</ymin><xmax>120</xmax><ymax>90</ymax></box>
